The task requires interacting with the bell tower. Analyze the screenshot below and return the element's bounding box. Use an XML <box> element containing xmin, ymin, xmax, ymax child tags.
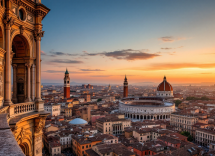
<box><xmin>64</xmin><ymin>68</ymin><xmax>70</xmax><ymax>99</ymax></box>
<box><xmin>123</xmin><ymin>75</ymin><xmax>128</xmax><ymax>97</ymax></box>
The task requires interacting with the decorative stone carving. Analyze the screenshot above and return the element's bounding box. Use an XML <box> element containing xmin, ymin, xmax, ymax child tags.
<box><xmin>3</xmin><ymin>16</ymin><xmax>15</xmax><ymax>29</ymax></box>
<box><xmin>35</xmin><ymin>117</ymin><xmax>46</xmax><ymax>133</ymax></box>
<box><xmin>33</xmin><ymin>29</ymin><xmax>44</xmax><ymax>41</ymax></box>
<box><xmin>20</xmin><ymin>25</ymin><xmax>25</xmax><ymax>35</ymax></box>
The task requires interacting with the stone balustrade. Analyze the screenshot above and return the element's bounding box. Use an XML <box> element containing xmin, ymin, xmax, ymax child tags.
<box><xmin>9</xmin><ymin>102</ymin><xmax>36</xmax><ymax>117</ymax></box>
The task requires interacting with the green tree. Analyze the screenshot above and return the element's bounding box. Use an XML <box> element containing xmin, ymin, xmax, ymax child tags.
<box><xmin>200</xmin><ymin>96</ymin><xmax>209</xmax><ymax>100</ymax></box>
<box><xmin>180</xmin><ymin>131</ymin><xmax>193</xmax><ymax>142</ymax></box>
<box><xmin>97</xmin><ymin>98</ymin><xmax>102</xmax><ymax>102</ymax></box>
<box><xmin>174</xmin><ymin>100</ymin><xmax>182</xmax><ymax>107</ymax></box>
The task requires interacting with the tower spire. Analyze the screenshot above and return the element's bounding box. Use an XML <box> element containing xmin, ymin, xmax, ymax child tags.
<box><xmin>65</xmin><ymin>68</ymin><xmax>69</xmax><ymax>74</ymax></box>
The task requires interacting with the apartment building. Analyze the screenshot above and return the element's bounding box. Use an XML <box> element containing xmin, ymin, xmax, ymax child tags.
<box><xmin>96</xmin><ymin>116</ymin><xmax>131</xmax><ymax>135</ymax></box>
<box><xmin>44</xmin><ymin>104</ymin><xmax>61</xmax><ymax>116</ymax></box>
<box><xmin>170</xmin><ymin>112</ymin><xmax>199</xmax><ymax>134</ymax></box>
<box><xmin>195</xmin><ymin>128</ymin><xmax>215</xmax><ymax>146</ymax></box>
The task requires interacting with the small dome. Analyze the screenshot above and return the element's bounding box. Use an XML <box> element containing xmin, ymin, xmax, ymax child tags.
<box><xmin>69</xmin><ymin>118</ymin><xmax>87</xmax><ymax>125</ymax></box>
<box><xmin>157</xmin><ymin>76</ymin><xmax>173</xmax><ymax>91</ymax></box>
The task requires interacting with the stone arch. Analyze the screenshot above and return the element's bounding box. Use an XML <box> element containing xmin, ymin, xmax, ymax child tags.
<box><xmin>140</xmin><ymin>115</ymin><xmax>143</xmax><ymax>119</ymax></box>
<box><xmin>133</xmin><ymin>114</ymin><xmax>136</xmax><ymax>119</ymax></box>
<box><xmin>163</xmin><ymin>115</ymin><xmax>165</xmax><ymax>119</ymax></box>
<box><xmin>157</xmin><ymin>116</ymin><xmax>159</xmax><ymax>120</ymax></box>
<box><xmin>19</xmin><ymin>142</ymin><xmax>30</xmax><ymax>156</ymax></box>
<box><xmin>11</xmin><ymin>30</ymin><xmax>33</xmax><ymax>58</ymax></box>
<box><xmin>160</xmin><ymin>115</ymin><xmax>162</xmax><ymax>119</ymax></box>
<box><xmin>137</xmin><ymin>115</ymin><xmax>139</xmax><ymax>120</ymax></box>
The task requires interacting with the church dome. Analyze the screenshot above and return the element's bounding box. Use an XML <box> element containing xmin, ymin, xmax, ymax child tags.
<box><xmin>157</xmin><ymin>76</ymin><xmax>173</xmax><ymax>91</ymax></box>
<box><xmin>69</xmin><ymin>118</ymin><xmax>88</xmax><ymax>125</ymax></box>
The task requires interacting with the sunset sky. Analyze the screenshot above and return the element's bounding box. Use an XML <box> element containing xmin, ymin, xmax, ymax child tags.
<box><xmin>41</xmin><ymin>0</ymin><xmax>215</xmax><ymax>85</ymax></box>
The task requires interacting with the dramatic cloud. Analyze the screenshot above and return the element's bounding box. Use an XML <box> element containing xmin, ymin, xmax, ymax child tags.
<box><xmin>161</xmin><ymin>46</ymin><xmax>184</xmax><ymax>50</ymax></box>
<box><xmin>80</xmin><ymin>69</ymin><xmax>105</xmax><ymax>71</ymax></box>
<box><xmin>159</xmin><ymin>36</ymin><xmax>186</xmax><ymax>42</ymax></box>
<box><xmin>84</xmin><ymin>49</ymin><xmax>160</xmax><ymax>61</ymax></box>
<box><xmin>43</xmin><ymin>70</ymin><xmax>90</xmax><ymax>74</ymax></box>
<box><xmin>50</xmin><ymin>59</ymin><xmax>83</xmax><ymax>64</ymax></box>
<box><xmin>50</xmin><ymin>52</ymin><xmax>78</xmax><ymax>57</ymax></box>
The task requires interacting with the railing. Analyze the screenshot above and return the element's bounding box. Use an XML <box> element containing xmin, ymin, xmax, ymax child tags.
<box><xmin>10</xmin><ymin>102</ymin><xmax>36</xmax><ymax>117</ymax></box>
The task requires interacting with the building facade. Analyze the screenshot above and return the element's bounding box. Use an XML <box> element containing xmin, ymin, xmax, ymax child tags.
<box><xmin>119</xmin><ymin>97</ymin><xmax>175</xmax><ymax>121</ymax></box>
<box><xmin>170</xmin><ymin>112</ymin><xmax>199</xmax><ymax>134</ymax></box>
<box><xmin>96</xmin><ymin>117</ymin><xmax>131</xmax><ymax>135</ymax></box>
<box><xmin>64</xmin><ymin>68</ymin><xmax>70</xmax><ymax>99</ymax></box>
<box><xmin>0</xmin><ymin>0</ymin><xmax>50</xmax><ymax>155</ymax></box>
<box><xmin>44</xmin><ymin>104</ymin><xmax>61</xmax><ymax>116</ymax></box>
<box><xmin>195</xmin><ymin>128</ymin><xmax>215</xmax><ymax>147</ymax></box>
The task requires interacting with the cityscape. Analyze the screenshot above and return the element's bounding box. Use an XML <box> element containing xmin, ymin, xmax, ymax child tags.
<box><xmin>0</xmin><ymin>0</ymin><xmax>215</xmax><ymax>156</ymax></box>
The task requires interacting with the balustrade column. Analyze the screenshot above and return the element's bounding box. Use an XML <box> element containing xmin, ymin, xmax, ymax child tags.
<box><xmin>12</xmin><ymin>64</ymin><xmax>17</xmax><ymax>103</ymax></box>
<box><xmin>4</xmin><ymin>17</ymin><xmax>14</xmax><ymax>106</ymax></box>
<box><xmin>25</xmin><ymin>63</ymin><xmax>31</xmax><ymax>102</ymax></box>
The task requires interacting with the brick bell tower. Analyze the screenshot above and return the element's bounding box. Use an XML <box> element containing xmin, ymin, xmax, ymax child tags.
<box><xmin>64</xmin><ymin>68</ymin><xmax>70</xmax><ymax>99</ymax></box>
<box><xmin>123</xmin><ymin>75</ymin><xmax>128</xmax><ymax>97</ymax></box>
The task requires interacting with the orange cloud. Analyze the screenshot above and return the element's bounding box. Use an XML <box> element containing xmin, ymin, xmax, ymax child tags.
<box><xmin>121</xmin><ymin>63</ymin><xmax>215</xmax><ymax>71</ymax></box>
<box><xmin>158</xmin><ymin>36</ymin><xmax>187</xmax><ymax>42</ymax></box>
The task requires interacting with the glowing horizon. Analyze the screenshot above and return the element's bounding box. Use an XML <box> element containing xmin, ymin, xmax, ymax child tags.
<box><xmin>40</xmin><ymin>0</ymin><xmax>215</xmax><ymax>85</ymax></box>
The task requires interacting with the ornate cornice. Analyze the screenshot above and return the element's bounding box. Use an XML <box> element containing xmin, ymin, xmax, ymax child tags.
<box><xmin>11</xmin><ymin>0</ymin><xmax>50</xmax><ymax>19</ymax></box>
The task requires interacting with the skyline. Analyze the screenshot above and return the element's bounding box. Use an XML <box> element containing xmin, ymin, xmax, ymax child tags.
<box><xmin>41</xmin><ymin>0</ymin><xmax>215</xmax><ymax>84</ymax></box>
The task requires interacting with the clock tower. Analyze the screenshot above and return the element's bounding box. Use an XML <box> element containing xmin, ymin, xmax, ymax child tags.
<box><xmin>123</xmin><ymin>75</ymin><xmax>128</xmax><ymax>97</ymax></box>
<box><xmin>64</xmin><ymin>68</ymin><xmax>70</xmax><ymax>99</ymax></box>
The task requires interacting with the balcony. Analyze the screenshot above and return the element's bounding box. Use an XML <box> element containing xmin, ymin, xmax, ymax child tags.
<box><xmin>9</xmin><ymin>102</ymin><xmax>36</xmax><ymax>118</ymax></box>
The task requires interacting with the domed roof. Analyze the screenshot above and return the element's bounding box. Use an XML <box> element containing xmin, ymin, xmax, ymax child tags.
<box><xmin>157</xmin><ymin>76</ymin><xmax>173</xmax><ymax>91</ymax></box>
<box><xmin>69</xmin><ymin>118</ymin><xmax>87</xmax><ymax>125</ymax></box>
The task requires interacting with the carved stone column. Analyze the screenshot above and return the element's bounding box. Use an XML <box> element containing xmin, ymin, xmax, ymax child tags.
<box><xmin>34</xmin><ymin>30</ymin><xmax>44</xmax><ymax>101</ymax></box>
<box><xmin>31</xmin><ymin>64</ymin><xmax>35</xmax><ymax>101</ymax></box>
<box><xmin>25</xmin><ymin>63</ymin><xmax>31</xmax><ymax>102</ymax></box>
<box><xmin>34</xmin><ymin>29</ymin><xmax>44</xmax><ymax>111</ymax></box>
<box><xmin>3</xmin><ymin>17</ymin><xmax>14</xmax><ymax>106</ymax></box>
<box><xmin>12</xmin><ymin>64</ymin><xmax>17</xmax><ymax>103</ymax></box>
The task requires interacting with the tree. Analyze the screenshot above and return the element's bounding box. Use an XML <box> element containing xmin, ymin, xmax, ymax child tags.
<box><xmin>174</xmin><ymin>100</ymin><xmax>182</xmax><ymax>107</ymax></box>
<box><xmin>97</xmin><ymin>98</ymin><xmax>102</xmax><ymax>102</ymax></box>
<box><xmin>180</xmin><ymin>131</ymin><xmax>193</xmax><ymax>142</ymax></box>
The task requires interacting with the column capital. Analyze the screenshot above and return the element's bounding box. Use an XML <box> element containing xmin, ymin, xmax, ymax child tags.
<box><xmin>25</xmin><ymin>63</ymin><xmax>31</xmax><ymax>68</ymax></box>
<box><xmin>33</xmin><ymin>29</ymin><xmax>44</xmax><ymax>41</ymax></box>
<box><xmin>31</xmin><ymin>63</ymin><xmax>36</xmax><ymax>68</ymax></box>
<box><xmin>12</xmin><ymin>64</ymin><xmax>17</xmax><ymax>68</ymax></box>
<box><xmin>3</xmin><ymin>16</ymin><xmax>15</xmax><ymax>30</ymax></box>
